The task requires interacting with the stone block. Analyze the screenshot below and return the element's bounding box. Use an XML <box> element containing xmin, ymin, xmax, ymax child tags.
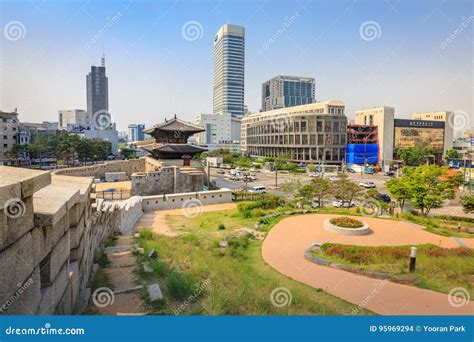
<box><xmin>147</xmin><ymin>283</ymin><xmax>163</xmax><ymax>301</ymax></box>
<box><xmin>0</xmin><ymin>195</ymin><xmax>35</xmax><ymax>251</ymax></box>
<box><xmin>32</xmin><ymin>214</ymin><xmax>69</xmax><ymax>265</ymax></box>
<box><xmin>69</xmin><ymin>213</ymin><xmax>85</xmax><ymax>249</ymax></box>
<box><xmin>36</xmin><ymin>261</ymin><xmax>69</xmax><ymax>315</ymax></box>
<box><xmin>304</xmin><ymin>252</ymin><xmax>330</xmax><ymax>266</ymax></box>
<box><xmin>33</xmin><ymin>184</ymin><xmax>80</xmax><ymax>227</ymax></box>
<box><xmin>0</xmin><ymin>166</ymin><xmax>51</xmax><ymax>199</ymax></box>
<box><xmin>39</xmin><ymin>231</ymin><xmax>70</xmax><ymax>287</ymax></box>
<box><xmin>0</xmin><ymin>232</ymin><xmax>35</xmax><ymax>306</ymax></box>
<box><xmin>55</xmin><ymin>283</ymin><xmax>72</xmax><ymax>315</ymax></box>
<box><xmin>0</xmin><ymin>267</ymin><xmax>41</xmax><ymax>315</ymax></box>
<box><xmin>69</xmin><ymin>261</ymin><xmax>80</xmax><ymax>309</ymax></box>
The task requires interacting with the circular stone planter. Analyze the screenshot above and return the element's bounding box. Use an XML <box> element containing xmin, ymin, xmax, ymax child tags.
<box><xmin>324</xmin><ymin>218</ymin><xmax>370</xmax><ymax>236</ymax></box>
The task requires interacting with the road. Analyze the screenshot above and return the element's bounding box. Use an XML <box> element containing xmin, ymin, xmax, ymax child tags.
<box><xmin>210</xmin><ymin>168</ymin><xmax>392</xmax><ymax>197</ymax></box>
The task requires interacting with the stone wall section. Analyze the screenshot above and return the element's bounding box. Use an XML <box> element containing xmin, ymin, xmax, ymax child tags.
<box><xmin>0</xmin><ymin>167</ymin><xmax>123</xmax><ymax>315</ymax></box>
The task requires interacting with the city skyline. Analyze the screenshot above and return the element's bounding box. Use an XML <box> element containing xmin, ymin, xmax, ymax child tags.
<box><xmin>1</xmin><ymin>0</ymin><xmax>472</xmax><ymax>131</ymax></box>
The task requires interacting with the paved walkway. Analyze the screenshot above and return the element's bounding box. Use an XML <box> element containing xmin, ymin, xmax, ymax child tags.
<box><xmin>262</xmin><ymin>214</ymin><xmax>473</xmax><ymax>315</ymax></box>
<box><xmin>134</xmin><ymin>203</ymin><xmax>237</xmax><ymax>236</ymax></box>
<box><xmin>89</xmin><ymin>234</ymin><xmax>146</xmax><ymax>315</ymax></box>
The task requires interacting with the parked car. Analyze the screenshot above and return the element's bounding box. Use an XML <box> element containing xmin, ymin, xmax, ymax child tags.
<box><xmin>332</xmin><ymin>200</ymin><xmax>356</xmax><ymax>208</ymax></box>
<box><xmin>359</xmin><ymin>181</ymin><xmax>376</xmax><ymax>188</ymax></box>
<box><xmin>309</xmin><ymin>172</ymin><xmax>320</xmax><ymax>178</ymax></box>
<box><xmin>380</xmin><ymin>194</ymin><xmax>391</xmax><ymax>203</ymax></box>
<box><xmin>311</xmin><ymin>199</ymin><xmax>321</xmax><ymax>208</ymax></box>
<box><xmin>346</xmin><ymin>168</ymin><xmax>356</xmax><ymax>173</ymax></box>
<box><xmin>328</xmin><ymin>175</ymin><xmax>340</xmax><ymax>181</ymax></box>
<box><xmin>248</xmin><ymin>186</ymin><xmax>267</xmax><ymax>194</ymax></box>
<box><xmin>216</xmin><ymin>169</ymin><xmax>225</xmax><ymax>175</ymax></box>
<box><xmin>384</xmin><ymin>171</ymin><xmax>395</xmax><ymax>177</ymax></box>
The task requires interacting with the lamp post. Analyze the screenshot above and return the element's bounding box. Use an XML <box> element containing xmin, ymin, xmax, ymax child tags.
<box><xmin>409</xmin><ymin>247</ymin><xmax>417</xmax><ymax>273</ymax></box>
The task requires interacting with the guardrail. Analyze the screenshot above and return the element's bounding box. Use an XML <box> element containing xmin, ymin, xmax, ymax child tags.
<box><xmin>96</xmin><ymin>189</ymin><xmax>131</xmax><ymax>200</ymax></box>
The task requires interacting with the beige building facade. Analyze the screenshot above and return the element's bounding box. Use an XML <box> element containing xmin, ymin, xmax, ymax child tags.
<box><xmin>412</xmin><ymin>111</ymin><xmax>454</xmax><ymax>157</ymax></box>
<box><xmin>241</xmin><ymin>100</ymin><xmax>347</xmax><ymax>164</ymax></box>
<box><xmin>354</xmin><ymin>106</ymin><xmax>395</xmax><ymax>170</ymax></box>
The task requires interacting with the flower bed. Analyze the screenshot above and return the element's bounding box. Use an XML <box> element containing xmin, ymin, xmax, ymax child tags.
<box><xmin>329</xmin><ymin>217</ymin><xmax>364</xmax><ymax>228</ymax></box>
<box><xmin>324</xmin><ymin>217</ymin><xmax>370</xmax><ymax>236</ymax></box>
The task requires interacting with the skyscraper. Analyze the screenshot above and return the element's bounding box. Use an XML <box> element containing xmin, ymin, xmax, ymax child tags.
<box><xmin>261</xmin><ymin>75</ymin><xmax>315</xmax><ymax>112</ymax></box>
<box><xmin>86</xmin><ymin>56</ymin><xmax>109</xmax><ymax>120</ymax></box>
<box><xmin>128</xmin><ymin>124</ymin><xmax>145</xmax><ymax>142</ymax></box>
<box><xmin>213</xmin><ymin>24</ymin><xmax>245</xmax><ymax>117</ymax></box>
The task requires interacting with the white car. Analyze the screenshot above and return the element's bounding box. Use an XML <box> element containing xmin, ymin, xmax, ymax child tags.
<box><xmin>359</xmin><ymin>181</ymin><xmax>376</xmax><ymax>188</ymax></box>
<box><xmin>328</xmin><ymin>175</ymin><xmax>339</xmax><ymax>181</ymax></box>
<box><xmin>248</xmin><ymin>186</ymin><xmax>266</xmax><ymax>194</ymax></box>
<box><xmin>332</xmin><ymin>200</ymin><xmax>356</xmax><ymax>208</ymax></box>
<box><xmin>309</xmin><ymin>172</ymin><xmax>320</xmax><ymax>178</ymax></box>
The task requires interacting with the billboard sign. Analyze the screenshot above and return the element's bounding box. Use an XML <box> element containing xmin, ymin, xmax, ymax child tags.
<box><xmin>67</xmin><ymin>124</ymin><xmax>91</xmax><ymax>133</ymax></box>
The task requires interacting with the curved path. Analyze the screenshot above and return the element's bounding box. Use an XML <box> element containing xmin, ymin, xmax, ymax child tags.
<box><xmin>262</xmin><ymin>214</ymin><xmax>473</xmax><ymax>315</ymax></box>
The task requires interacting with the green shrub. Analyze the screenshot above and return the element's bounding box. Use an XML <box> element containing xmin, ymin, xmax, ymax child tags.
<box><xmin>242</xmin><ymin>210</ymin><xmax>252</xmax><ymax>218</ymax></box>
<box><xmin>218</xmin><ymin>223</ymin><xmax>226</xmax><ymax>230</ymax></box>
<box><xmin>329</xmin><ymin>217</ymin><xmax>364</xmax><ymax>228</ymax></box>
<box><xmin>165</xmin><ymin>272</ymin><xmax>198</xmax><ymax>300</ymax></box>
<box><xmin>251</xmin><ymin>209</ymin><xmax>265</xmax><ymax>218</ymax></box>
<box><xmin>96</xmin><ymin>251</ymin><xmax>110</xmax><ymax>268</ymax></box>
<box><xmin>150</xmin><ymin>260</ymin><xmax>172</xmax><ymax>277</ymax></box>
<box><xmin>139</xmin><ymin>229</ymin><xmax>154</xmax><ymax>241</ymax></box>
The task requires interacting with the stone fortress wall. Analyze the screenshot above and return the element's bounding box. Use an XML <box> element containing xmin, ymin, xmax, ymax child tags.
<box><xmin>0</xmin><ymin>157</ymin><xmax>213</xmax><ymax>315</ymax></box>
<box><xmin>0</xmin><ymin>165</ymin><xmax>142</xmax><ymax>315</ymax></box>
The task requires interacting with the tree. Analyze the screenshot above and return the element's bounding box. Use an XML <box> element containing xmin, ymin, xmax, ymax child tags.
<box><xmin>445</xmin><ymin>149</ymin><xmax>459</xmax><ymax>160</ymax></box>
<box><xmin>309</xmin><ymin>177</ymin><xmax>332</xmax><ymax>207</ymax></box>
<box><xmin>331</xmin><ymin>174</ymin><xmax>364</xmax><ymax>206</ymax></box>
<box><xmin>385</xmin><ymin>177</ymin><xmax>411</xmax><ymax>213</ymax></box>
<box><xmin>461</xmin><ymin>195</ymin><xmax>474</xmax><ymax>214</ymax></box>
<box><xmin>393</xmin><ymin>165</ymin><xmax>459</xmax><ymax>216</ymax></box>
<box><xmin>396</xmin><ymin>147</ymin><xmax>435</xmax><ymax>166</ymax></box>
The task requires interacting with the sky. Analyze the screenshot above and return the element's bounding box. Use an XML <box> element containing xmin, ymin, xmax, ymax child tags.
<box><xmin>1</xmin><ymin>0</ymin><xmax>472</xmax><ymax>132</ymax></box>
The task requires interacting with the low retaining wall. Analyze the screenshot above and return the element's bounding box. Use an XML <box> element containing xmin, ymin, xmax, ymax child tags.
<box><xmin>141</xmin><ymin>189</ymin><xmax>232</xmax><ymax>211</ymax></box>
<box><xmin>54</xmin><ymin>159</ymin><xmax>145</xmax><ymax>178</ymax></box>
<box><xmin>323</xmin><ymin>219</ymin><xmax>371</xmax><ymax>236</ymax></box>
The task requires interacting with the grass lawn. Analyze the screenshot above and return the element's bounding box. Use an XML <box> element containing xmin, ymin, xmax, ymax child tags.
<box><xmin>399</xmin><ymin>212</ymin><xmax>474</xmax><ymax>239</ymax></box>
<box><xmin>134</xmin><ymin>208</ymin><xmax>372</xmax><ymax>315</ymax></box>
<box><xmin>316</xmin><ymin>243</ymin><xmax>474</xmax><ymax>297</ymax></box>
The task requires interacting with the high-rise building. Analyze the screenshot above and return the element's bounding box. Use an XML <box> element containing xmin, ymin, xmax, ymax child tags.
<box><xmin>261</xmin><ymin>75</ymin><xmax>315</xmax><ymax>112</ymax></box>
<box><xmin>213</xmin><ymin>24</ymin><xmax>245</xmax><ymax>117</ymax></box>
<box><xmin>241</xmin><ymin>100</ymin><xmax>347</xmax><ymax>163</ymax></box>
<box><xmin>128</xmin><ymin>124</ymin><xmax>145</xmax><ymax>142</ymax></box>
<box><xmin>58</xmin><ymin>109</ymin><xmax>89</xmax><ymax>129</ymax></box>
<box><xmin>196</xmin><ymin>113</ymin><xmax>241</xmax><ymax>145</ymax></box>
<box><xmin>86</xmin><ymin>56</ymin><xmax>109</xmax><ymax>119</ymax></box>
<box><xmin>354</xmin><ymin>106</ymin><xmax>395</xmax><ymax>171</ymax></box>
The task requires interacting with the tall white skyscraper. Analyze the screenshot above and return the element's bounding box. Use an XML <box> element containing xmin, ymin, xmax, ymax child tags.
<box><xmin>213</xmin><ymin>24</ymin><xmax>245</xmax><ymax>117</ymax></box>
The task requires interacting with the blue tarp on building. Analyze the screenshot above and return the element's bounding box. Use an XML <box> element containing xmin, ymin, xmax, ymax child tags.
<box><xmin>346</xmin><ymin>144</ymin><xmax>378</xmax><ymax>164</ymax></box>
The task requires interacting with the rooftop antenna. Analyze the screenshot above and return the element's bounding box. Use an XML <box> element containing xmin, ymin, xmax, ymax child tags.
<box><xmin>101</xmin><ymin>44</ymin><xmax>105</xmax><ymax>67</ymax></box>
